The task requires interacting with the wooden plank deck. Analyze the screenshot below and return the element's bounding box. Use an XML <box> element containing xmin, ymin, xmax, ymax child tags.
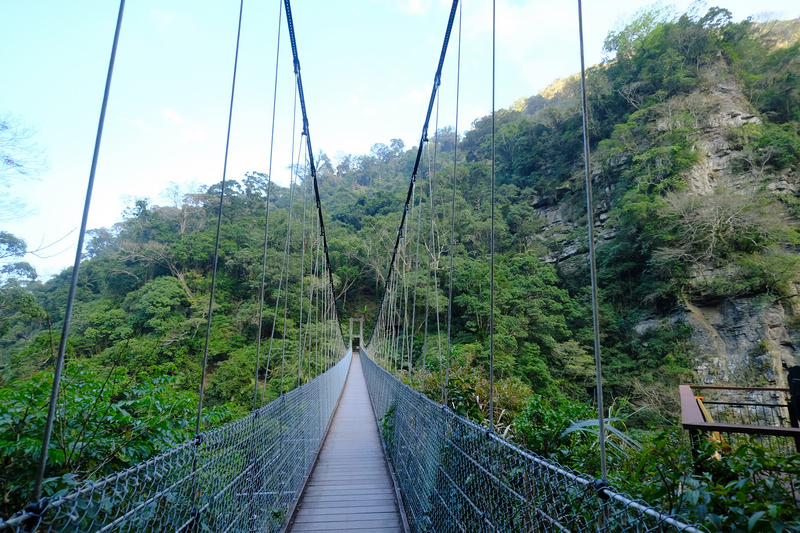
<box><xmin>287</xmin><ymin>351</ymin><xmax>405</xmax><ymax>532</ymax></box>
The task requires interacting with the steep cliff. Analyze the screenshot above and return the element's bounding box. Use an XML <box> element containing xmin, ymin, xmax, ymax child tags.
<box><xmin>528</xmin><ymin>34</ymin><xmax>800</xmax><ymax>388</ymax></box>
<box><xmin>676</xmin><ymin>62</ymin><xmax>800</xmax><ymax>387</ymax></box>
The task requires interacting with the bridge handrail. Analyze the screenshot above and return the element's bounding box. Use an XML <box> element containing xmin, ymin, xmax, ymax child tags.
<box><xmin>362</xmin><ymin>346</ymin><xmax>704</xmax><ymax>533</ymax></box>
<box><xmin>680</xmin><ymin>384</ymin><xmax>800</xmax><ymax>454</ymax></box>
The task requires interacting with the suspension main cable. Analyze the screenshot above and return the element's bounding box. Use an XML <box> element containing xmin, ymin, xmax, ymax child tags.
<box><xmin>577</xmin><ymin>0</ymin><xmax>608</xmax><ymax>481</ymax></box>
<box><xmin>254</xmin><ymin>0</ymin><xmax>284</xmax><ymax>411</ymax></box>
<box><xmin>444</xmin><ymin>1</ymin><xmax>463</xmax><ymax>406</ymax></box>
<box><xmin>34</xmin><ymin>0</ymin><xmax>127</xmax><ymax>501</ymax></box>
<box><xmin>283</xmin><ymin>0</ymin><xmax>346</xmax><ymax>347</ymax></box>
<box><xmin>365</xmin><ymin>0</ymin><xmax>460</xmax><ymax>347</ymax></box>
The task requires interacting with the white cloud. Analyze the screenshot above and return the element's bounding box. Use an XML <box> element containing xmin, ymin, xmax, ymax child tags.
<box><xmin>404</xmin><ymin>0</ymin><xmax>426</xmax><ymax>15</ymax></box>
<box><xmin>180</xmin><ymin>127</ymin><xmax>207</xmax><ymax>144</ymax></box>
<box><xmin>403</xmin><ymin>85</ymin><xmax>432</xmax><ymax>104</ymax></box>
<box><xmin>162</xmin><ymin>108</ymin><xmax>185</xmax><ymax>124</ymax></box>
<box><xmin>161</xmin><ymin>108</ymin><xmax>206</xmax><ymax>144</ymax></box>
<box><xmin>118</xmin><ymin>115</ymin><xmax>145</xmax><ymax>128</ymax></box>
<box><xmin>150</xmin><ymin>10</ymin><xmax>180</xmax><ymax>30</ymax></box>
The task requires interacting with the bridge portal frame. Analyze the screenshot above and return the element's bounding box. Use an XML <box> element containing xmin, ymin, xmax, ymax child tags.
<box><xmin>349</xmin><ymin>317</ymin><xmax>364</xmax><ymax>349</ymax></box>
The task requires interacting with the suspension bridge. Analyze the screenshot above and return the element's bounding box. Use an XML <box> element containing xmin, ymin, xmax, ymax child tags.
<box><xmin>0</xmin><ymin>0</ymin><xmax>704</xmax><ymax>531</ymax></box>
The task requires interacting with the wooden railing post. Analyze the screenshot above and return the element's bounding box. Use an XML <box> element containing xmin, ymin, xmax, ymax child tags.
<box><xmin>680</xmin><ymin>385</ymin><xmax>705</xmax><ymax>466</ymax></box>
<box><xmin>788</xmin><ymin>366</ymin><xmax>800</xmax><ymax>452</ymax></box>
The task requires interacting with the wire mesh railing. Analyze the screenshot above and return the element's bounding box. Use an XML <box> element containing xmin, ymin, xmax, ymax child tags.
<box><xmin>361</xmin><ymin>347</ymin><xmax>702</xmax><ymax>533</ymax></box>
<box><xmin>0</xmin><ymin>349</ymin><xmax>351</xmax><ymax>533</ymax></box>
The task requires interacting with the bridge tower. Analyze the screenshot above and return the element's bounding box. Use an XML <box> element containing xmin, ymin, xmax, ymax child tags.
<box><xmin>349</xmin><ymin>317</ymin><xmax>364</xmax><ymax>350</ymax></box>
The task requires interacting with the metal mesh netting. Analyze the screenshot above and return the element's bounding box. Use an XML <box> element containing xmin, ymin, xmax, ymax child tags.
<box><xmin>0</xmin><ymin>349</ymin><xmax>351</xmax><ymax>533</ymax></box>
<box><xmin>360</xmin><ymin>348</ymin><xmax>702</xmax><ymax>533</ymax></box>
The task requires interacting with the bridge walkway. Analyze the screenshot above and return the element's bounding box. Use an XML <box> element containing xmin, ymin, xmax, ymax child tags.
<box><xmin>287</xmin><ymin>351</ymin><xmax>405</xmax><ymax>532</ymax></box>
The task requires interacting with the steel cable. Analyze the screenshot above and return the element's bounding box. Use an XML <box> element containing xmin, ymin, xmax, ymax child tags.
<box><xmin>488</xmin><ymin>0</ymin><xmax>496</xmax><ymax>432</ymax></box>
<box><xmin>360</xmin><ymin>347</ymin><xmax>703</xmax><ymax>533</ymax></box>
<box><xmin>444</xmin><ymin>1</ymin><xmax>463</xmax><ymax>406</ymax></box>
<box><xmin>283</xmin><ymin>0</ymin><xmax>346</xmax><ymax>347</ymax></box>
<box><xmin>279</xmin><ymin>124</ymin><xmax>304</xmax><ymax>395</ymax></box>
<box><xmin>254</xmin><ymin>0</ymin><xmax>283</xmax><ymax>411</ymax></box>
<box><xmin>577</xmin><ymin>0</ymin><xmax>608</xmax><ymax>481</ymax></box>
<box><xmin>297</xmin><ymin>146</ymin><xmax>310</xmax><ymax>387</ymax></box>
<box><xmin>195</xmin><ymin>0</ymin><xmax>245</xmax><ymax>441</ymax></box>
<box><xmin>365</xmin><ymin>0</ymin><xmax>460</xmax><ymax>349</ymax></box>
<box><xmin>34</xmin><ymin>0</ymin><xmax>126</xmax><ymax>500</ymax></box>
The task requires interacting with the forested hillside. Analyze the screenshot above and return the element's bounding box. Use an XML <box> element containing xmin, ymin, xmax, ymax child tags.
<box><xmin>2</xmin><ymin>6</ymin><xmax>800</xmax><ymax>530</ymax></box>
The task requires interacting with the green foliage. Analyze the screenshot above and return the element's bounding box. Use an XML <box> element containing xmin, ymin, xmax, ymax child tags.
<box><xmin>380</xmin><ymin>403</ymin><xmax>395</xmax><ymax>450</ymax></box>
<box><xmin>630</xmin><ymin>430</ymin><xmax>800</xmax><ymax>532</ymax></box>
<box><xmin>0</xmin><ymin>365</ymin><xmax>233</xmax><ymax>516</ymax></box>
<box><xmin>123</xmin><ymin>277</ymin><xmax>190</xmax><ymax>334</ymax></box>
<box><xmin>515</xmin><ymin>393</ymin><xmax>596</xmax><ymax>457</ymax></box>
<box><xmin>0</xmin><ymin>5</ymin><xmax>798</xmax><ymax>522</ymax></box>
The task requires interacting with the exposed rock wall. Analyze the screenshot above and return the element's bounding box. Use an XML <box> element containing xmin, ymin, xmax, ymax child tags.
<box><xmin>684</xmin><ymin>298</ymin><xmax>799</xmax><ymax>387</ymax></box>
<box><xmin>532</xmin><ymin>59</ymin><xmax>800</xmax><ymax>387</ymax></box>
<box><xmin>678</xmin><ymin>63</ymin><xmax>800</xmax><ymax>387</ymax></box>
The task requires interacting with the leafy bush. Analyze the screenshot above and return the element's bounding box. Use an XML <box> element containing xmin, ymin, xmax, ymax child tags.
<box><xmin>0</xmin><ymin>365</ymin><xmax>232</xmax><ymax>516</ymax></box>
<box><xmin>630</xmin><ymin>430</ymin><xmax>800</xmax><ymax>532</ymax></box>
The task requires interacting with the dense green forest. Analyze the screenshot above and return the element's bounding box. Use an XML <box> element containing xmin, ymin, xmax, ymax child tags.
<box><xmin>2</xmin><ymin>5</ymin><xmax>800</xmax><ymax>530</ymax></box>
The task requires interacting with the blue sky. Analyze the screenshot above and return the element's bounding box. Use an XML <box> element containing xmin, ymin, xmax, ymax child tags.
<box><xmin>1</xmin><ymin>0</ymin><xmax>797</xmax><ymax>278</ymax></box>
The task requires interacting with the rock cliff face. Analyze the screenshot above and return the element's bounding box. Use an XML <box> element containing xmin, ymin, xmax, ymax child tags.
<box><xmin>678</xmin><ymin>65</ymin><xmax>800</xmax><ymax>387</ymax></box>
<box><xmin>682</xmin><ymin>65</ymin><xmax>761</xmax><ymax>195</ymax></box>
<box><xmin>534</xmin><ymin>60</ymin><xmax>800</xmax><ymax>387</ymax></box>
<box><xmin>685</xmin><ymin>298</ymin><xmax>799</xmax><ymax>388</ymax></box>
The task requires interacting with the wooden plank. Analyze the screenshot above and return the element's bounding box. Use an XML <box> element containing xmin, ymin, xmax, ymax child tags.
<box><xmin>689</xmin><ymin>385</ymin><xmax>790</xmax><ymax>392</ymax></box>
<box><xmin>291</xmin><ymin>519</ymin><xmax>403</xmax><ymax>532</ymax></box>
<box><xmin>680</xmin><ymin>384</ymin><xmax>705</xmax><ymax>425</ymax></box>
<box><xmin>683</xmin><ymin>421</ymin><xmax>800</xmax><ymax>437</ymax></box>
<box><xmin>287</xmin><ymin>351</ymin><xmax>404</xmax><ymax>532</ymax></box>
<box><xmin>299</xmin><ymin>495</ymin><xmax>397</xmax><ymax>504</ymax></box>
<box><xmin>294</xmin><ymin>512</ymin><xmax>403</xmax><ymax>523</ymax></box>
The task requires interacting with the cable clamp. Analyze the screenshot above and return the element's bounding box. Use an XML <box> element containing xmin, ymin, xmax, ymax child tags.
<box><xmin>24</xmin><ymin>498</ymin><xmax>49</xmax><ymax>516</ymax></box>
<box><xmin>593</xmin><ymin>479</ymin><xmax>611</xmax><ymax>501</ymax></box>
